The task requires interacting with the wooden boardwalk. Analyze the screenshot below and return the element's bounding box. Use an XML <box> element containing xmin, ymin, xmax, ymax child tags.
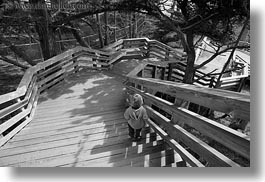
<box><xmin>0</xmin><ymin>69</ymin><xmax>181</xmax><ymax>167</ymax></box>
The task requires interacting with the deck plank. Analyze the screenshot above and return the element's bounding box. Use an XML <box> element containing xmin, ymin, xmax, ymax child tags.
<box><xmin>0</xmin><ymin>70</ymin><xmax>178</xmax><ymax>167</ymax></box>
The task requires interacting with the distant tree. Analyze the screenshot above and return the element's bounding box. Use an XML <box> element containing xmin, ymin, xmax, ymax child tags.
<box><xmin>127</xmin><ymin>0</ymin><xmax>250</xmax><ymax>84</ymax></box>
<box><xmin>51</xmin><ymin>0</ymin><xmax>250</xmax><ymax>84</ymax></box>
<box><xmin>0</xmin><ymin>0</ymin><xmax>37</xmax><ymax>67</ymax></box>
<box><xmin>29</xmin><ymin>0</ymin><xmax>58</xmax><ymax>60</ymax></box>
<box><xmin>96</xmin><ymin>13</ymin><xmax>104</xmax><ymax>48</ymax></box>
<box><xmin>104</xmin><ymin>11</ymin><xmax>109</xmax><ymax>45</ymax></box>
<box><xmin>1</xmin><ymin>0</ymin><xmax>250</xmax><ymax>74</ymax></box>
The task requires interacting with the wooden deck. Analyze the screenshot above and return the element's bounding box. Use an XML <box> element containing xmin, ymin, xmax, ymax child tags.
<box><xmin>0</xmin><ymin>69</ymin><xmax>181</xmax><ymax>167</ymax></box>
<box><xmin>0</xmin><ymin>38</ymin><xmax>249</xmax><ymax>167</ymax></box>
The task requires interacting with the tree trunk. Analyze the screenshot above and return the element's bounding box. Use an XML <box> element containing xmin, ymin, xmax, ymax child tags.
<box><xmin>104</xmin><ymin>12</ymin><xmax>109</xmax><ymax>45</ymax></box>
<box><xmin>114</xmin><ymin>11</ymin><xmax>117</xmax><ymax>42</ymax></box>
<box><xmin>59</xmin><ymin>12</ymin><xmax>90</xmax><ymax>48</ymax></box>
<box><xmin>124</xmin><ymin>13</ymin><xmax>129</xmax><ymax>38</ymax></box>
<box><xmin>96</xmin><ymin>13</ymin><xmax>104</xmax><ymax>48</ymax></box>
<box><xmin>68</xmin><ymin>22</ymin><xmax>90</xmax><ymax>48</ymax></box>
<box><xmin>129</xmin><ymin>13</ymin><xmax>132</xmax><ymax>38</ymax></box>
<box><xmin>132</xmin><ymin>13</ymin><xmax>137</xmax><ymax>38</ymax></box>
<box><xmin>183</xmin><ymin>31</ymin><xmax>196</xmax><ymax>84</ymax></box>
<box><xmin>215</xmin><ymin>17</ymin><xmax>250</xmax><ymax>87</ymax></box>
<box><xmin>29</xmin><ymin>0</ymin><xmax>57</xmax><ymax>60</ymax></box>
<box><xmin>176</xmin><ymin>31</ymin><xmax>196</xmax><ymax>110</ymax></box>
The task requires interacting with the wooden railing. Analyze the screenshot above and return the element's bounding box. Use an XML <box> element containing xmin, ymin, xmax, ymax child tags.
<box><xmin>168</xmin><ymin>62</ymin><xmax>217</xmax><ymax>87</ymax></box>
<box><xmin>169</xmin><ymin>61</ymin><xmax>250</xmax><ymax>91</ymax></box>
<box><xmin>124</xmin><ymin>62</ymin><xmax>250</xmax><ymax>167</ymax></box>
<box><xmin>0</xmin><ymin>38</ymin><xmax>185</xmax><ymax>147</ymax></box>
<box><xmin>117</xmin><ymin>38</ymin><xmax>249</xmax><ymax>92</ymax></box>
<box><xmin>0</xmin><ymin>37</ymin><xmax>250</xmax><ymax>167</ymax></box>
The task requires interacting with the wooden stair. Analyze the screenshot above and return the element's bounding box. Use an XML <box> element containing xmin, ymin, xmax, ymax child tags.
<box><xmin>0</xmin><ymin>69</ymin><xmax>184</xmax><ymax>167</ymax></box>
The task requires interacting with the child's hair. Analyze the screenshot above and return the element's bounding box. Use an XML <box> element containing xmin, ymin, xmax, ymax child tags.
<box><xmin>132</xmin><ymin>94</ymin><xmax>143</xmax><ymax>109</ymax></box>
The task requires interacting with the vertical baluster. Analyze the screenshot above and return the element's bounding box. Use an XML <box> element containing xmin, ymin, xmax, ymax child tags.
<box><xmin>167</xmin><ymin>63</ymin><xmax>173</xmax><ymax>81</ymax></box>
<box><xmin>161</xmin><ymin>67</ymin><xmax>166</xmax><ymax>80</ymax></box>
<box><xmin>209</xmin><ymin>77</ymin><xmax>215</xmax><ymax>88</ymax></box>
<box><xmin>73</xmin><ymin>56</ymin><xmax>79</xmax><ymax>73</ymax></box>
<box><xmin>138</xmin><ymin>70</ymin><xmax>143</xmax><ymax>90</ymax></box>
<box><xmin>165</xmin><ymin>49</ymin><xmax>170</xmax><ymax>61</ymax></box>
<box><xmin>152</xmin><ymin>66</ymin><xmax>157</xmax><ymax>78</ymax></box>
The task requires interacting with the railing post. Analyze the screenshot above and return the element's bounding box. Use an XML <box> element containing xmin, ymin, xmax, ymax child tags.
<box><xmin>16</xmin><ymin>98</ymin><xmax>26</xmax><ymax>112</ymax></box>
<box><xmin>145</xmin><ymin>41</ymin><xmax>150</xmax><ymax>58</ymax></box>
<box><xmin>236</xmin><ymin>77</ymin><xmax>247</xmax><ymax>92</ymax></box>
<box><xmin>209</xmin><ymin>77</ymin><xmax>215</xmax><ymax>88</ymax></box>
<box><xmin>92</xmin><ymin>52</ymin><xmax>100</xmax><ymax>69</ymax></box>
<box><xmin>165</xmin><ymin>49</ymin><xmax>170</xmax><ymax>61</ymax></box>
<box><xmin>72</xmin><ymin>55</ymin><xmax>79</xmax><ymax>73</ymax></box>
<box><xmin>161</xmin><ymin>67</ymin><xmax>166</xmax><ymax>80</ymax></box>
<box><xmin>167</xmin><ymin>63</ymin><xmax>173</xmax><ymax>81</ymax></box>
<box><xmin>152</xmin><ymin>66</ymin><xmax>157</xmax><ymax>78</ymax></box>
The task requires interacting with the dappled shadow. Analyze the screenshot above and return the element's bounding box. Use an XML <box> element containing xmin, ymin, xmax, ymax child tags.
<box><xmin>86</xmin><ymin>127</ymin><xmax>178</xmax><ymax>167</ymax></box>
<box><xmin>37</xmin><ymin>68</ymin><xmax>101</xmax><ymax>103</ymax></box>
<box><xmin>69</xmin><ymin>126</ymin><xmax>178</xmax><ymax>167</ymax></box>
<box><xmin>60</xmin><ymin>69</ymin><xmax>177</xmax><ymax>167</ymax></box>
<box><xmin>27</xmin><ymin>65</ymin><xmax>177</xmax><ymax>167</ymax></box>
<box><xmin>36</xmin><ymin>69</ymin><xmax>127</xmax><ymax>131</ymax></box>
<box><xmin>69</xmin><ymin>71</ymin><xmax>126</xmax><ymax>116</ymax></box>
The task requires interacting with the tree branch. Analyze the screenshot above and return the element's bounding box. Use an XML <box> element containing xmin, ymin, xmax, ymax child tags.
<box><xmin>195</xmin><ymin>45</ymin><xmax>250</xmax><ymax>70</ymax></box>
<box><xmin>0</xmin><ymin>55</ymin><xmax>29</xmax><ymax>69</ymax></box>
<box><xmin>209</xmin><ymin>67</ymin><xmax>244</xmax><ymax>76</ymax></box>
<box><xmin>0</xmin><ymin>35</ymin><xmax>36</xmax><ymax>66</ymax></box>
<box><xmin>194</xmin><ymin>35</ymin><xmax>204</xmax><ymax>47</ymax></box>
<box><xmin>181</xmin><ymin>13</ymin><xmax>219</xmax><ymax>31</ymax></box>
<box><xmin>193</xmin><ymin>68</ymin><xmax>218</xmax><ymax>83</ymax></box>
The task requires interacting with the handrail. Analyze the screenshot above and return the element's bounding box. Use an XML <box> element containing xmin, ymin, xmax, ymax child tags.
<box><xmin>126</xmin><ymin>60</ymin><xmax>250</xmax><ymax>118</ymax></box>
<box><xmin>128</xmin><ymin>76</ymin><xmax>250</xmax><ymax>121</ymax></box>
<box><xmin>124</xmin><ymin>61</ymin><xmax>250</xmax><ymax>166</ymax></box>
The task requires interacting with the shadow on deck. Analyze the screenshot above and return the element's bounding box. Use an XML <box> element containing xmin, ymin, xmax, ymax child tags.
<box><xmin>0</xmin><ymin>69</ymin><xmax>181</xmax><ymax>167</ymax></box>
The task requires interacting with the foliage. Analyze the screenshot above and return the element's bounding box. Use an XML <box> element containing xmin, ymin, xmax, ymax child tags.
<box><xmin>0</xmin><ymin>0</ymin><xmax>250</xmax><ymax>82</ymax></box>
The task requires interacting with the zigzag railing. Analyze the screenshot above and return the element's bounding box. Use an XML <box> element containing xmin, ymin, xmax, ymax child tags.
<box><xmin>0</xmin><ymin>38</ymin><xmax>185</xmax><ymax>147</ymax></box>
<box><xmin>117</xmin><ymin>38</ymin><xmax>249</xmax><ymax>91</ymax></box>
<box><xmin>0</xmin><ymin>37</ymin><xmax>250</xmax><ymax>167</ymax></box>
<box><xmin>124</xmin><ymin>62</ymin><xmax>250</xmax><ymax>167</ymax></box>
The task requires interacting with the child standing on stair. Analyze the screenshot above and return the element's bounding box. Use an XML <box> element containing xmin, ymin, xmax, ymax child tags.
<box><xmin>124</xmin><ymin>94</ymin><xmax>148</xmax><ymax>142</ymax></box>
